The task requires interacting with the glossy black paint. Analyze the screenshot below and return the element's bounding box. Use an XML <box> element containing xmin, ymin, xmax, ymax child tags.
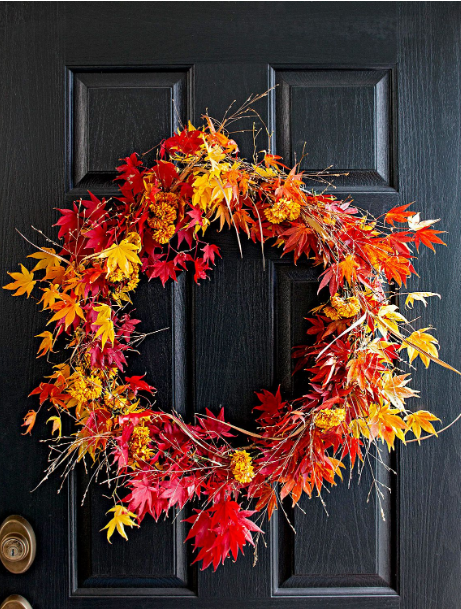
<box><xmin>1</xmin><ymin>3</ymin><xmax>461</xmax><ymax>608</ymax></box>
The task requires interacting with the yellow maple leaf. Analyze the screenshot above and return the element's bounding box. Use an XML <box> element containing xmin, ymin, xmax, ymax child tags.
<box><xmin>367</xmin><ymin>338</ymin><xmax>399</xmax><ymax>364</ymax></box>
<box><xmin>253</xmin><ymin>165</ymin><xmax>276</xmax><ymax>178</ymax></box>
<box><xmin>405</xmin><ymin>291</ymin><xmax>440</xmax><ymax>309</ymax></box>
<box><xmin>354</xmin><ymin>403</ymin><xmax>407</xmax><ymax>451</ymax></box>
<box><xmin>400</xmin><ymin>328</ymin><xmax>439</xmax><ymax>368</ymax></box>
<box><xmin>93</xmin><ymin>304</ymin><xmax>115</xmax><ymax>348</ymax></box>
<box><xmin>27</xmin><ymin>248</ymin><xmax>61</xmax><ymax>271</ymax></box>
<box><xmin>3</xmin><ymin>264</ymin><xmax>36</xmax><ymax>297</ymax></box>
<box><xmin>369</xmin><ymin>403</ymin><xmax>408</xmax><ymax>450</ymax></box>
<box><xmin>375</xmin><ymin>304</ymin><xmax>407</xmax><ymax>337</ymax></box>
<box><xmin>405</xmin><ymin>410</ymin><xmax>440</xmax><ymax>443</ymax></box>
<box><xmin>204</xmin><ymin>143</ymin><xmax>226</xmax><ymax>169</ymax></box>
<box><xmin>96</xmin><ymin>239</ymin><xmax>141</xmax><ymax>276</ymax></box>
<box><xmin>46</xmin><ymin>415</ymin><xmax>62</xmax><ymax>438</ymax></box>
<box><xmin>35</xmin><ymin>331</ymin><xmax>54</xmax><ymax>357</ymax></box>
<box><xmin>101</xmin><ymin>506</ymin><xmax>139</xmax><ymax>543</ymax></box>
<box><xmin>382</xmin><ymin>372</ymin><xmax>419</xmax><ymax>410</ymax></box>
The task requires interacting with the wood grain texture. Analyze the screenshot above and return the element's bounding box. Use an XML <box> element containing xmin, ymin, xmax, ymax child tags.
<box><xmin>2</xmin><ymin>2</ymin><xmax>461</xmax><ymax>608</ymax></box>
<box><xmin>397</xmin><ymin>3</ymin><xmax>461</xmax><ymax>609</ymax></box>
<box><xmin>71</xmin><ymin>70</ymin><xmax>188</xmax><ymax>190</ymax></box>
<box><xmin>0</xmin><ymin>3</ymin><xmax>69</xmax><ymax>609</ymax></box>
<box><xmin>65</xmin><ymin>2</ymin><xmax>397</xmax><ymax>66</ymax></box>
<box><xmin>275</xmin><ymin>70</ymin><xmax>394</xmax><ymax>190</ymax></box>
<box><xmin>69</xmin><ymin>275</ymin><xmax>194</xmax><ymax>595</ymax></box>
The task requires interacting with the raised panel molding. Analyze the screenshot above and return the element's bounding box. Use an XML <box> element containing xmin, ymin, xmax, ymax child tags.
<box><xmin>271</xmin><ymin>68</ymin><xmax>396</xmax><ymax>192</ymax></box>
<box><xmin>67</xmin><ymin>68</ymin><xmax>191</xmax><ymax>193</ymax></box>
<box><xmin>68</xmin><ymin>274</ymin><xmax>196</xmax><ymax>597</ymax></box>
<box><xmin>271</xmin><ymin>262</ymin><xmax>399</xmax><ymax>602</ymax></box>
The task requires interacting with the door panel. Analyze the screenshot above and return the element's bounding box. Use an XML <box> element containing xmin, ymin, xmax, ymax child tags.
<box><xmin>275</xmin><ymin>68</ymin><xmax>395</xmax><ymax>191</ymax></box>
<box><xmin>1</xmin><ymin>3</ymin><xmax>461</xmax><ymax>608</ymax></box>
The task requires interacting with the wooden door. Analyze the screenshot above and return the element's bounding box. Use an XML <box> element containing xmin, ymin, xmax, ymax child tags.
<box><xmin>1</xmin><ymin>3</ymin><xmax>461</xmax><ymax>608</ymax></box>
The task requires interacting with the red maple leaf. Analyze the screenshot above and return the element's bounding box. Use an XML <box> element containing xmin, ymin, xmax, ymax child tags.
<box><xmin>193</xmin><ymin>258</ymin><xmax>210</xmax><ymax>283</ymax></box>
<box><xmin>173</xmin><ymin>252</ymin><xmax>193</xmax><ymax>270</ymax></box>
<box><xmin>196</xmin><ymin>407</ymin><xmax>234</xmax><ymax>438</ymax></box>
<box><xmin>384</xmin><ymin>231</ymin><xmax>414</xmax><ymax>256</ymax></box>
<box><xmin>162</xmin><ymin>129</ymin><xmax>204</xmax><ymax>156</ymax></box>
<box><xmin>187</xmin><ymin>206</ymin><xmax>204</xmax><ymax>228</ymax></box>
<box><xmin>254</xmin><ymin>386</ymin><xmax>287</xmax><ymax>424</ymax></box>
<box><xmin>201</xmin><ymin>243</ymin><xmax>221</xmax><ymax>265</ymax></box>
<box><xmin>117</xmin><ymin>314</ymin><xmax>141</xmax><ymax>342</ymax></box>
<box><xmin>115</xmin><ymin>153</ymin><xmax>145</xmax><ymax>194</ymax></box>
<box><xmin>150</xmin><ymin>161</ymin><xmax>179</xmax><ymax>190</ymax></box>
<box><xmin>175</xmin><ymin>226</ymin><xmax>195</xmax><ymax>249</ymax></box>
<box><xmin>125</xmin><ymin>375</ymin><xmax>156</xmax><ymax>395</ymax></box>
<box><xmin>29</xmin><ymin>382</ymin><xmax>68</xmax><ymax>407</ymax></box>
<box><xmin>81</xmin><ymin>192</ymin><xmax>107</xmax><ymax>223</ymax></box>
<box><xmin>54</xmin><ymin>202</ymin><xmax>80</xmax><ymax>240</ymax></box>
<box><xmin>184</xmin><ymin>501</ymin><xmax>262</xmax><ymax>571</ymax></box>
<box><xmin>281</xmin><ymin>223</ymin><xmax>315</xmax><ymax>263</ymax></box>
<box><xmin>149</xmin><ymin>260</ymin><xmax>178</xmax><ymax>287</ymax></box>
<box><xmin>413</xmin><ymin>227</ymin><xmax>446</xmax><ymax>251</ymax></box>
<box><xmin>161</xmin><ymin>476</ymin><xmax>193</xmax><ymax>510</ymax></box>
<box><xmin>124</xmin><ymin>474</ymin><xmax>168</xmax><ymax>522</ymax></box>
<box><xmin>384</xmin><ymin>203</ymin><xmax>414</xmax><ymax>226</ymax></box>
<box><xmin>341</xmin><ymin>437</ymin><xmax>363</xmax><ymax>469</ymax></box>
<box><xmin>382</xmin><ymin>255</ymin><xmax>415</xmax><ymax>286</ymax></box>
<box><xmin>84</xmin><ymin>223</ymin><xmax>110</xmax><ymax>253</ymax></box>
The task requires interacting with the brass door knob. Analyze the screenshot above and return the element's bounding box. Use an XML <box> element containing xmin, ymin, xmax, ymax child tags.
<box><xmin>0</xmin><ymin>595</ymin><xmax>33</xmax><ymax>609</ymax></box>
<box><xmin>0</xmin><ymin>517</ymin><xmax>36</xmax><ymax>574</ymax></box>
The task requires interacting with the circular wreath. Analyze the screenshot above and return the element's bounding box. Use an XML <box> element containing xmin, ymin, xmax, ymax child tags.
<box><xmin>4</xmin><ymin>95</ymin><xmax>454</xmax><ymax>571</ymax></box>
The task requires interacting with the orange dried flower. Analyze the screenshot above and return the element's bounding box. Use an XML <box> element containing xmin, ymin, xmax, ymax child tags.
<box><xmin>264</xmin><ymin>197</ymin><xmax>301</xmax><ymax>224</ymax></box>
<box><xmin>231</xmin><ymin>450</ymin><xmax>255</xmax><ymax>484</ymax></box>
<box><xmin>324</xmin><ymin>294</ymin><xmax>361</xmax><ymax>319</ymax></box>
<box><xmin>153</xmin><ymin>223</ymin><xmax>176</xmax><ymax>244</ymax></box>
<box><xmin>315</xmin><ymin>408</ymin><xmax>346</xmax><ymax>431</ymax></box>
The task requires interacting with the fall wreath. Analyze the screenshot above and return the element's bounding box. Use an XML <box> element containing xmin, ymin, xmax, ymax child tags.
<box><xmin>4</xmin><ymin>95</ymin><xmax>456</xmax><ymax>571</ymax></box>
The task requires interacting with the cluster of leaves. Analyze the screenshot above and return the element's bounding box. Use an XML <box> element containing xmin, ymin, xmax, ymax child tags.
<box><xmin>4</xmin><ymin>99</ymin><xmax>450</xmax><ymax>571</ymax></box>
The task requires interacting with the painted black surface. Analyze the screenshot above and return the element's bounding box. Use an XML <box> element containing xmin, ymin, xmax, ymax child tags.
<box><xmin>1</xmin><ymin>3</ymin><xmax>460</xmax><ymax>608</ymax></box>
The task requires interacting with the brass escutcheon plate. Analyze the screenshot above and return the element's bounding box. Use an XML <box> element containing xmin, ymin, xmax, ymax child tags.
<box><xmin>0</xmin><ymin>517</ymin><xmax>36</xmax><ymax>574</ymax></box>
<box><xmin>0</xmin><ymin>595</ymin><xmax>33</xmax><ymax>609</ymax></box>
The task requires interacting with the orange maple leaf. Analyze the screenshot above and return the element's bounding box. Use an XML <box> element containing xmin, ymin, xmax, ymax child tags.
<box><xmin>47</xmin><ymin>294</ymin><xmax>84</xmax><ymax>329</ymax></box>
<box><xmin>337</xmin><ymin>255</ymin><xmax>359</xmax><ymax>285</ymax></box>
<box><xmin>3</xmin><ymin>264</ymin><xmax>36</xmax><ymax>297</ymax></box>
<box><xmin>35</xmin><ymin>331</ymin><xmax>54</xmax><ymax>357</ymax></box>
<box><xmin>22</xmin><ymin>410</ymin><xmax>37</xmax><ymax>435</ymax></box>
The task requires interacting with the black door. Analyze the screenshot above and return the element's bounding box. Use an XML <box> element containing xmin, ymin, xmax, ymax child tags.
<box><xmin>1</xmin><ymin>2</ymin><xmax>461</xmax><ymax>608</ymax></box>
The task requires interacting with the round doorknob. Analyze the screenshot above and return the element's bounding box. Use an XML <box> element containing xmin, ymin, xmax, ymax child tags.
<box><xmin>0</xmin><ymin>517</ymin><xmax>36</xmax><ymax>574</ymax></box>
<box><xmin>0</xmin><ymin>595</ymin><xmax>33</xmax><ymax>609</ymax></box>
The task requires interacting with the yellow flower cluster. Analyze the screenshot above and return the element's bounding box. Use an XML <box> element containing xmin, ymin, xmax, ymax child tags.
<box><xmin>314</xmin><ymin>408</ymin><xmax>346</xmax><ymax>431</ymax></box>
<box><xmin>104</xmin><ymin>392</ymin><xmax>129</xmax><ymax>412</ymax></box>
<box><xmin>324</xmin><ymin>294</ymin><xmax>360</xmax><ymax>320</ymax></box>
<box><xmin>148</xmin><ymin>192</ymin><xmax>180</xmax><ymax>244</ymax></box>
<box><xmin>111</xmin><ymin>266</ymin><xmax>140</xmax><ymax>303</ymax></box>
<box><xmin>129</xmin><ymin>424</ymin><xmax>154</xmax><ymax>462</ymax></box>
<box><xmin>231</xmin><ymin>450</ymin><xmax>255</xmax><ymax>484</ymax></box>
<box><xmin>69</xmin><ymin>366</ymin><xmax>102</xmax><ymax>404</ymax></box>
<box><xmin>264</xmin><ymin>198</ymin><xmax>301</xmax><ymax>224</ymax></box>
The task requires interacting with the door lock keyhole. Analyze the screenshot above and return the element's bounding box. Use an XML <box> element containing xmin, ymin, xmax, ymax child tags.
<box><xmin>0</xmin><ymin>516</ymin><xmax>36</xmax><ymax>574</ymax></box>
<box><xmin>1</xmin><ymin>537</ymin><xmax>28</xmax><ymax>562</ymax></box>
